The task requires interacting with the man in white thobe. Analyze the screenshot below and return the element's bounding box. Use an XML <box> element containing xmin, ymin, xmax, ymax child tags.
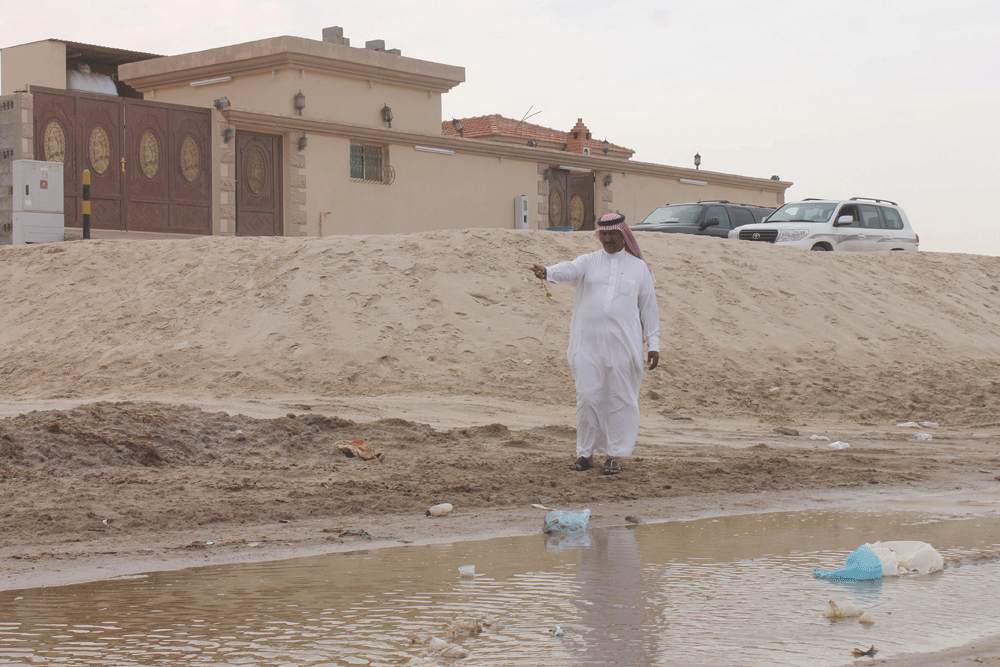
<box><xmin>529</xmin><ymin>212</ymin><xmax>660</xmax><ymax>475</ymax></box>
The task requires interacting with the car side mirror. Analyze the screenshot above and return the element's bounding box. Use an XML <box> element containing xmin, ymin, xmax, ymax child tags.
<box><xmin>700</xmin><ymin>218</ymin><xmax>720</xmax><ymax>230</ymax></box>
<box><xmin>834</xmin><ymin>215</ymin><xmax>854</xmax><ymax>226</ymax></box>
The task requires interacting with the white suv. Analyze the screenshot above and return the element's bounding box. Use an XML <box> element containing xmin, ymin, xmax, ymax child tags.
<box><xmin>728</xmin><ymin>197</ymin><xmax>919</xmax><ymax>251</ymax></box>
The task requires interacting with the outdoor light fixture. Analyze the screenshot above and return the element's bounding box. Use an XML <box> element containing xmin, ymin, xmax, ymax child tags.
<box><xmin>527</xmin><ymin>140</ymin><xmax>537</xmax><ymax>147</ymax></box>
<box><xmin>544</xmin><ymin>167</ymin><xmax>553</xmax><ymax>180</ymax></box>
<box><xmin>694</xmin><ymin>152</ymin><xmax>702</xmax><ymax>170</ymax></box>
<box><xmin>213</xmin><ymin>96</ymin><xmax>231</xmax><ymax>110</ymax></box>
<box><xmin>771</xmin><ymin>175</ymin><xmax>781</xmax><ymax>180</ymax></box>
<box><xmin>451</xmin><ymin>118</ymin><xmax>464</xmax><ymax>136</ymax></box>
<box><xmin>298</xmin><ymin>134</ymin><xmax>308</xmax><ymax>151</ymax></box>
<box><xmin>381</xmin><ymin>103</ymin><xmax>393</xmax><ymax>128</ymax></box>
<box><xmin>294</xmin><ymin>90</ymin><xmax>306</xmax><ymax>116</ymax></box>
<box><xmin>604</xmin><ymin>173</ymin><xmax>613</xmax><ymax>187</ymax></box>
<box><xmin>601</xmin><ymin>138</ymin><xmax>610</xmax><ymax>155</ymax></box>
<box><xmin>223</xmin><ymin>127</ymin><xmax>234</xmax><ymax>143</ymax></box>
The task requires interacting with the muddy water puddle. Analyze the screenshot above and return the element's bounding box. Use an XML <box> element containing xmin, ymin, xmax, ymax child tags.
<box><xmin>2</xmin><ymin>506</ymin><xmax>1000</xmax><ymax>666</ymax></box>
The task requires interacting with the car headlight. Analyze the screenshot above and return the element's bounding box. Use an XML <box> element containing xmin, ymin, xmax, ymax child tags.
<box><xmin>776</xmin><ymin>229</ymin><xmax>809</xmax><ymax>242</ymax></box>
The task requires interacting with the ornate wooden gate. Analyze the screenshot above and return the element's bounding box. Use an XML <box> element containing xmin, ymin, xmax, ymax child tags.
<box><xmin>32</xmin><ymin>87</ymin><xmax>211</xmax><ymax>234</ymax></box>
<box><xmin>547</xmin><ymin>168</ymin><xmax>595</xmax><ymax>230</ymax></box>
<box><xmin>235</xmin><ymin>130</ymin><xmax>282</xmax><ymax>237</ymax></box>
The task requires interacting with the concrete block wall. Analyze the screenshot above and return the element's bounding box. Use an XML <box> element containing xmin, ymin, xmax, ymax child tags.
<box><xmin>0</xmin><ymin>93</ymin><xmax>34</xmax><ymax>244</ymax></box>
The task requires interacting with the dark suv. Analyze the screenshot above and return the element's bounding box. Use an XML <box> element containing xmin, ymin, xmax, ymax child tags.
<box><xmin>631</xmin><ymin>201</ymin><xmax>774</xmax><ymax>238</ymax></box>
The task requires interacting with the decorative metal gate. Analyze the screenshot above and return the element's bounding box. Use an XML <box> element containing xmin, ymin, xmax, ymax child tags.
<box><xmin>235</xmin><ymin>130</ymin><xmax>282</xmax><ymax>237</ymax></box>
<box><xmin>547</xmin><ymin>168</ymin><xmax>595</xmax><ymax>230</ymax></box>
<box><xmin>32</xmin><ymin>87</ymin><xmax>211</xmax><ymax>234</ymax></box>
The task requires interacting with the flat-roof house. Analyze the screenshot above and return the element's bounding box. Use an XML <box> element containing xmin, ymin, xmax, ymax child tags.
<box><xmin>1</xmin><ymin>28</ymin><xmax>790</xmax><ymax>241</ymax></box>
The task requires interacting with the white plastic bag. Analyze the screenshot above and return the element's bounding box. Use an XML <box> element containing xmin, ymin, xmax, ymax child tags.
<box><xmin>543</xmin><ymin>508</ymin><xmax>590</xmax><ymax>534</ymax></box>
<box><xmin>868</xmin><ymin>541</ymin><xmax>943</xmax><ymax>575</ymax></box>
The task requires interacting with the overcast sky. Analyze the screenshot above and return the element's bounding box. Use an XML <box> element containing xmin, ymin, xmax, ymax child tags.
<box><xmin>2</xmin><ymin>0</ymin><xmax>997</xmax><ymax>255</ymax></box>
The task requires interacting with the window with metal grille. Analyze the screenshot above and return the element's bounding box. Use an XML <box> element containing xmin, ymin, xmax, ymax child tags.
<box><xmin>350</xmin><ymin>142</ymin><xmax>388</xmax><ymax>183</ymax></box>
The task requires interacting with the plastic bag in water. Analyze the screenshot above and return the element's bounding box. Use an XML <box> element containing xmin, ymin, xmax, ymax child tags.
<box><xmin>543</xmin><ymin>508</ymin><xmax>590</xmax><ymax>534</ymax></box>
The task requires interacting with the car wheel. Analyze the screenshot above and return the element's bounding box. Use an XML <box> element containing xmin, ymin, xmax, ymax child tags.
<box><xmin>810</xmin><ymin>244</ymin><xmax>831</xmax><ymax>251</ymax></box>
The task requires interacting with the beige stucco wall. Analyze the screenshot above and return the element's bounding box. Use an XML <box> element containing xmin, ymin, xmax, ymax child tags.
<box><xmin>607</xmin><ymin>170</ymin><xmax>785</xmax><ymax>224</ymax></box>
<box><xmin>144</xmin><ymin>68</ymin><xmax>442</xmax><ymax>136</ymax></box>
<box><xmin>1</xmin><ymin>41</ymin><xmax>66</xmax><ymax>95</ymax></box>
<box><xmin>299</xmin><ymin>136</ymin><xmax>543</xmax><ymax>236</ymax></box>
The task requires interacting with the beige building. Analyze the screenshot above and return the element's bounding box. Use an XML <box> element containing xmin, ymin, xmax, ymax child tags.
<box><xmin>1</xmin><ymin>28</ymin><xmax>790</xmax><ymax>241</ymax></box>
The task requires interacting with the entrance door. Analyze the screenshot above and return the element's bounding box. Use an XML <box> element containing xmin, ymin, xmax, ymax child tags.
<box><xmin>547</xmin><ymin>168</ymin><xmax>595</xmax><ymax>230</ymax></box>
<box><xmin>235</xmin><ymin>131</ymin><xmax>283</xmax><ymax>236</ymax></box>
<box><xmin>33</xmin><ymin>90</ymin><xmax>79</xmax><ymax>227</ymax></box>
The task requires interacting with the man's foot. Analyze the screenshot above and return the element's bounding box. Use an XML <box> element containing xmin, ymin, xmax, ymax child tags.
<box><xmin>603</xmin><ymin>458</ymin><xmax>622</xmax><ymax>475</ymax></box>
<box><xmin>568</xmin><ymin>456</ymin><xmax>591</xmax><ymax>471</ymax></box>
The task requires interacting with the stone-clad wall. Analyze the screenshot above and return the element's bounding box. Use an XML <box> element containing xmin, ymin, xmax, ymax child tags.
<box><xmin>0</xmin><ymin>93</ymin><xmax>34</xmax><ymax>244</ymax></box>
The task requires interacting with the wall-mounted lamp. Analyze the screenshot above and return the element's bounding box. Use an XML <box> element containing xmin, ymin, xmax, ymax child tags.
<box><xmin>213</xmin><ymin>96</ymin><xmax>231</xmax><ymax>110</ymax></box>
<box><xmin>298</xmin><ymin>134</ymin><xmax>308</xmax><ymax>151</ymax></box>
<box><xmin>381</xmin><ymin>103</ymin><xmax>393</xmax><ymax>128</ymax></box>
<box><xmin>527</xmin><ymin>140</ymin><xmax>537</xmax><ymax>147</ymax></box>
<box><xmin>604</xmin><ymin>173</ymin><xmax>613</xmax><ymax>187</ymax></box>
<box><xmin>294</xmin><ymin>90</ymin><xmax>306</xmax><ymax>116</ymax></box>
<box><xmin>451</xmin><ymin>118</ymin><xmax>464</xmax><ymax>136</ymax></box>
<box><xmin>694</xmin><ymin>152</ymin><xmax>702</xmax><ymax>170</ymax></box>
<box><xmin>601</xmin><ymin>138</ymin><xmax>610</xmax><ymax>155</ymax></box>
<box><xmin>544</xmin><ymin>167</ymin><xmax>553</xmax><ymax>181</ymax></box>
<box><xmin>223</xmin><ymin>127</ymin><xmax>234</xmax><ymax>143</ymax></box>
<box><xmin>770</xmin><ymin>175</ymin><xmax>780</xmax><ymax>180</ymax></box>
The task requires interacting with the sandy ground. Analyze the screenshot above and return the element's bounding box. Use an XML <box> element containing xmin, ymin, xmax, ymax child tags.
<box><xmin>2</xmin><ymin>229</ymin><xmax>1000</xmax><ymax>665</ymax></box>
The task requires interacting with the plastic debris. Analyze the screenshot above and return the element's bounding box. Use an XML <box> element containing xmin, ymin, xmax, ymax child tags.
<box><xmin>920</xmin><ymin>421</ymin><xmax>939</xmax><ymax>428</ymax></box>
<box><xmin>523</xmin><ymin>359</ymin><xmax>533</xmax><ymax>364</ymax></box>
<box><xmin>828</xmin><ymin>441</ymin><xmax>850</xmax><ymax>450</ymax></box>
<box><xmin>334</xmin><ymin>439</ymin><xmax>383</xmax><ymax>461</ymax></box>
<box><xmin>549</xmin><ymin>626</ymin><xmax>565</xmax><ymax>637</ymax></box>
<box><xmin>913</xmin><ymin>433</ymin><xmax>933</xmax><ymax>440</ymax></box>
<box><xmin>897</xmin><ymin>421</ymin><xmax>920</xmax><ymax>428</ymax></box>
<box><xmin>810</xmin><ymin>434</ymin><xmax>830</xmax><ymax>441</ymax></box>
<box><xmin>447</xmin><ymin>617</ymin><xmax>482</xmax><ymax>639</ymax></box>
<box><xmin>543</xmin><ymin>508</ymin><xmax>590</xmax><ymax>534</ymax></box>
<box><xmin>458</xmin><ymin>565</ymin><xmax>475</xmax><ymax>577</ymax></box>
<box><xmin>774</xmin><ymin>426</ymin><xmax>800</xmax><ymax>436</ymax></box>
<box><xmin>852</xmin><ymin>646</ymin><xmax>878</xmax><ymax>658</ymax></box>
<box><xmin>858</xmin><ymin>610</ymin><xmax>875</xmax><ymax>624</ymax></box>
<box><xmin>427</xmin><ymin>637</ymin><xmax>470</xmax><ymax>658</ymax></box>
<box><xmin>531</xmin><ymin>503</ymin><xmax>552</xmax><ymax>510</ymax></box>
<box><xmin>815</xmin><ymin>541</ymin><xmax>944</xmax><ymax>580</ymax></box>
<box><xmin>824</xmin><ymin>600</ymin><xmax>865</xmax><ymax>618</ymax></box>
<box><xmin>427</xmin><ymin>503</ymin><xmax>453</xmax><ymax>517</ymax></box>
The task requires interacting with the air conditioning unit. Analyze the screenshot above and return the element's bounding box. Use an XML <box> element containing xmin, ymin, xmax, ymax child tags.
<box><xmin>11</xmin><ymin>160</ymin><xmax>64</xmax><ymax>244</ymax></box>
<box><xmin>514</xmin><ymin>195</ymin><xmax>529</xmax><ymax>230</ymax></box>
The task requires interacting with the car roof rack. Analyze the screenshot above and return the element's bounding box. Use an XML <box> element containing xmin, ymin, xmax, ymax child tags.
<box><xmin>801</xmin><ymin>198</ymin><xmax>829</xmax><ymax>201</ymax></box>
<box><xmin>850</xmin><ymin>196</ymin><xmax>898</xmax><ymax>205</ymax></box>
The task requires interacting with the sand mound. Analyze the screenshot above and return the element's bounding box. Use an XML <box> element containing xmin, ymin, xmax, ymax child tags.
<box><xmin>2</xmin><ymin>229</ymin><xmax>999</xmax><ymax>425</ymax></box>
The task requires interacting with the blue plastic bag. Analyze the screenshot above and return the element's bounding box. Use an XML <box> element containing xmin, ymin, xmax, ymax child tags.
<box><xmin>813</xmin><ymin>544</ymin><xmax>883</xmax><ymax>581</ymax></box>
<box><xmin>543</xmin><ymin>508</ymin><xmax>590</xmax><ymax>534</ymax></box>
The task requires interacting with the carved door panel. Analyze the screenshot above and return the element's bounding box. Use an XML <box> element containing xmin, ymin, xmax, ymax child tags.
<box><xmin>167</xmin><ymin>106</ymin><xmax>211</xmax><ymax>233</ymax></box>
<box><xmin>236</xmin><ymin>131</ymin><xmax>282</xmax><ymax>236</ymax></box>
<box><xmin>546</xmin><ymin>169</ymin><xmax>569</xmax><ymax>228</ymax></box>
<box><xmin>124</xmin><ymin>101</ymin><xmax>170</xmax><ymax>233</ymax></box>
<box><xmin>32</xmin><ymin>89</ymin><xmax>78</xmax><ymax>227</ymax></box>
<box><xmin>79</xmin><ymin>94</ymin><xmax>124</xmax><ymax>230</ymax></box>
<box><xmin>569</xmin><ymin>172</ymin><xmax>595</xmax><ymax>231</ymax></box>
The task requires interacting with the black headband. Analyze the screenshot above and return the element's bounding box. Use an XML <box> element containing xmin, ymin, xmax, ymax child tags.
<box><xmin>598</xmin><ymin>213</ymin><xmax>626</xmax><ymax>227</ymax></box>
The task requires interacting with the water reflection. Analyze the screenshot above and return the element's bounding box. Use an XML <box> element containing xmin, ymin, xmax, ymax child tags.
<box><xmin>1</xmin><ymin>508</ymin><xmax>998</xmax><ymax>666</ymax></box>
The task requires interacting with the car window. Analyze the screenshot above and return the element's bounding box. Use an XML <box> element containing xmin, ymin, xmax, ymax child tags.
<box><xmin>637</xmin><ymin>204</ymin><xmax>703</xmax><ymax>225</ymax></box>
<box><xmin>838</xmin><ymin>204</ymin><xmax>862</xmax><ymax>227</ymax></box>
<box><xmin>704</xmin><ymin>206</ymin><xmax>731</xmax><ymax>228</ymax></box>
<box><xmin>881</xmin><ymin>207</ymin><xmax>904</xmax><ymax>230</ymax></box>
<box><xmin>731</xmin><ymin>208</ymin><xmax>755</xmax><ymax>227</ymax></box>
<box><xmin>768</xmin><ymin>202</ymin><xmax>837</xmax><ymax>222</ymax></box>
<box><xmin>857</xmin><ymin>204</ymin><xmax>884</xmax><ymax>229</ymax></box>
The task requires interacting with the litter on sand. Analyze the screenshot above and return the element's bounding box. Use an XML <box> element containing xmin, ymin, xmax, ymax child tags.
<box><xmin>814</xmin><ymin>541</ymin><xmax>944</xmax><ymax>581</ymax></box>
<box><xmin>333</xmin><ymin>439</ymin><xmax>384</xmax><ymax>461</ymax></box>
<box><xmin>426</xmin><ymin>503</ymin><xmax>454</xmax><ymax>517</ymax></box>
<box><xmin>810</xmin><ymin>434</ymin><xmax>830</xmax><ymax>441</ymax></box>
<box><xmin>543</xmin><ymin>508</ymin><xmax>590</xmax><ymax>534</ymax></box>
<box><xmin>828</xmin><ymin>441</ymin><xmax>850</xmax><ymax>449</ymax></box>
<box><xmin>852</xmin><ymin>645</ymin><xmax>878</xmax><ymax>658</ymax></box>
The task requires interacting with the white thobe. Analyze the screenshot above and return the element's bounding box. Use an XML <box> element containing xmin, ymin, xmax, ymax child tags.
<box><xmin>546</xmin><ymin>249</ymin><xmax>660</xmax><ymax>458</ymax></box>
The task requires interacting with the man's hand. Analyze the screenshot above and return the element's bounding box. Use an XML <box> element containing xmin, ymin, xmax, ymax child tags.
<box><xmin>529</xmin><ymin>264</ymin><xmax>547</xmax><ymax>280</ymax></box>
<box><xmin>647</xmin><ymin>351</ymin><xmax>659</xmax><ymax>370</ymax></box>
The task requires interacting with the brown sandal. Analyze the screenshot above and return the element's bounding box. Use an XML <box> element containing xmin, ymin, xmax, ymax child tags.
<box><xmin>603</xmin><ymin>458</ymin><xmax>622</xmax><ymax>475</ymax></box>
<box><xmin>568</xmin><ymin>456</ymin><xmax>591</xmax><ymax>471</ymax></box>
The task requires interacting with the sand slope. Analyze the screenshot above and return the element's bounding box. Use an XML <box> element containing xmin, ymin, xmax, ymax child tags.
<box><xmin>2</xmin><ymin>229</ymin><xmax>999</xmax><ymax>425</ymax></box>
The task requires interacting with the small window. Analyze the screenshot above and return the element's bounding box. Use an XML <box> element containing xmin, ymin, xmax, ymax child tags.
<box><xmin>731</xmin><ymin>208</ymin><xmax>755</xmax><ymax>227</ymax></box>
<box><xmin>881</xmin><ymin>207</ymin><xmax>904</xmax><ymax>230</ymax></box>
<box><xmin>704</xmin><ymin>205</ymin><xmax>731</xmax><ymax>228</ymax></box>
<box><xmin>857</xmin><ymin>204</ymin><xmax>884</xmax><ymax>229</ymax></box>
<box><xmin>350</xmin><ymin>142</ymin><xmax>389</xmax><ymax>183</ymax></box>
